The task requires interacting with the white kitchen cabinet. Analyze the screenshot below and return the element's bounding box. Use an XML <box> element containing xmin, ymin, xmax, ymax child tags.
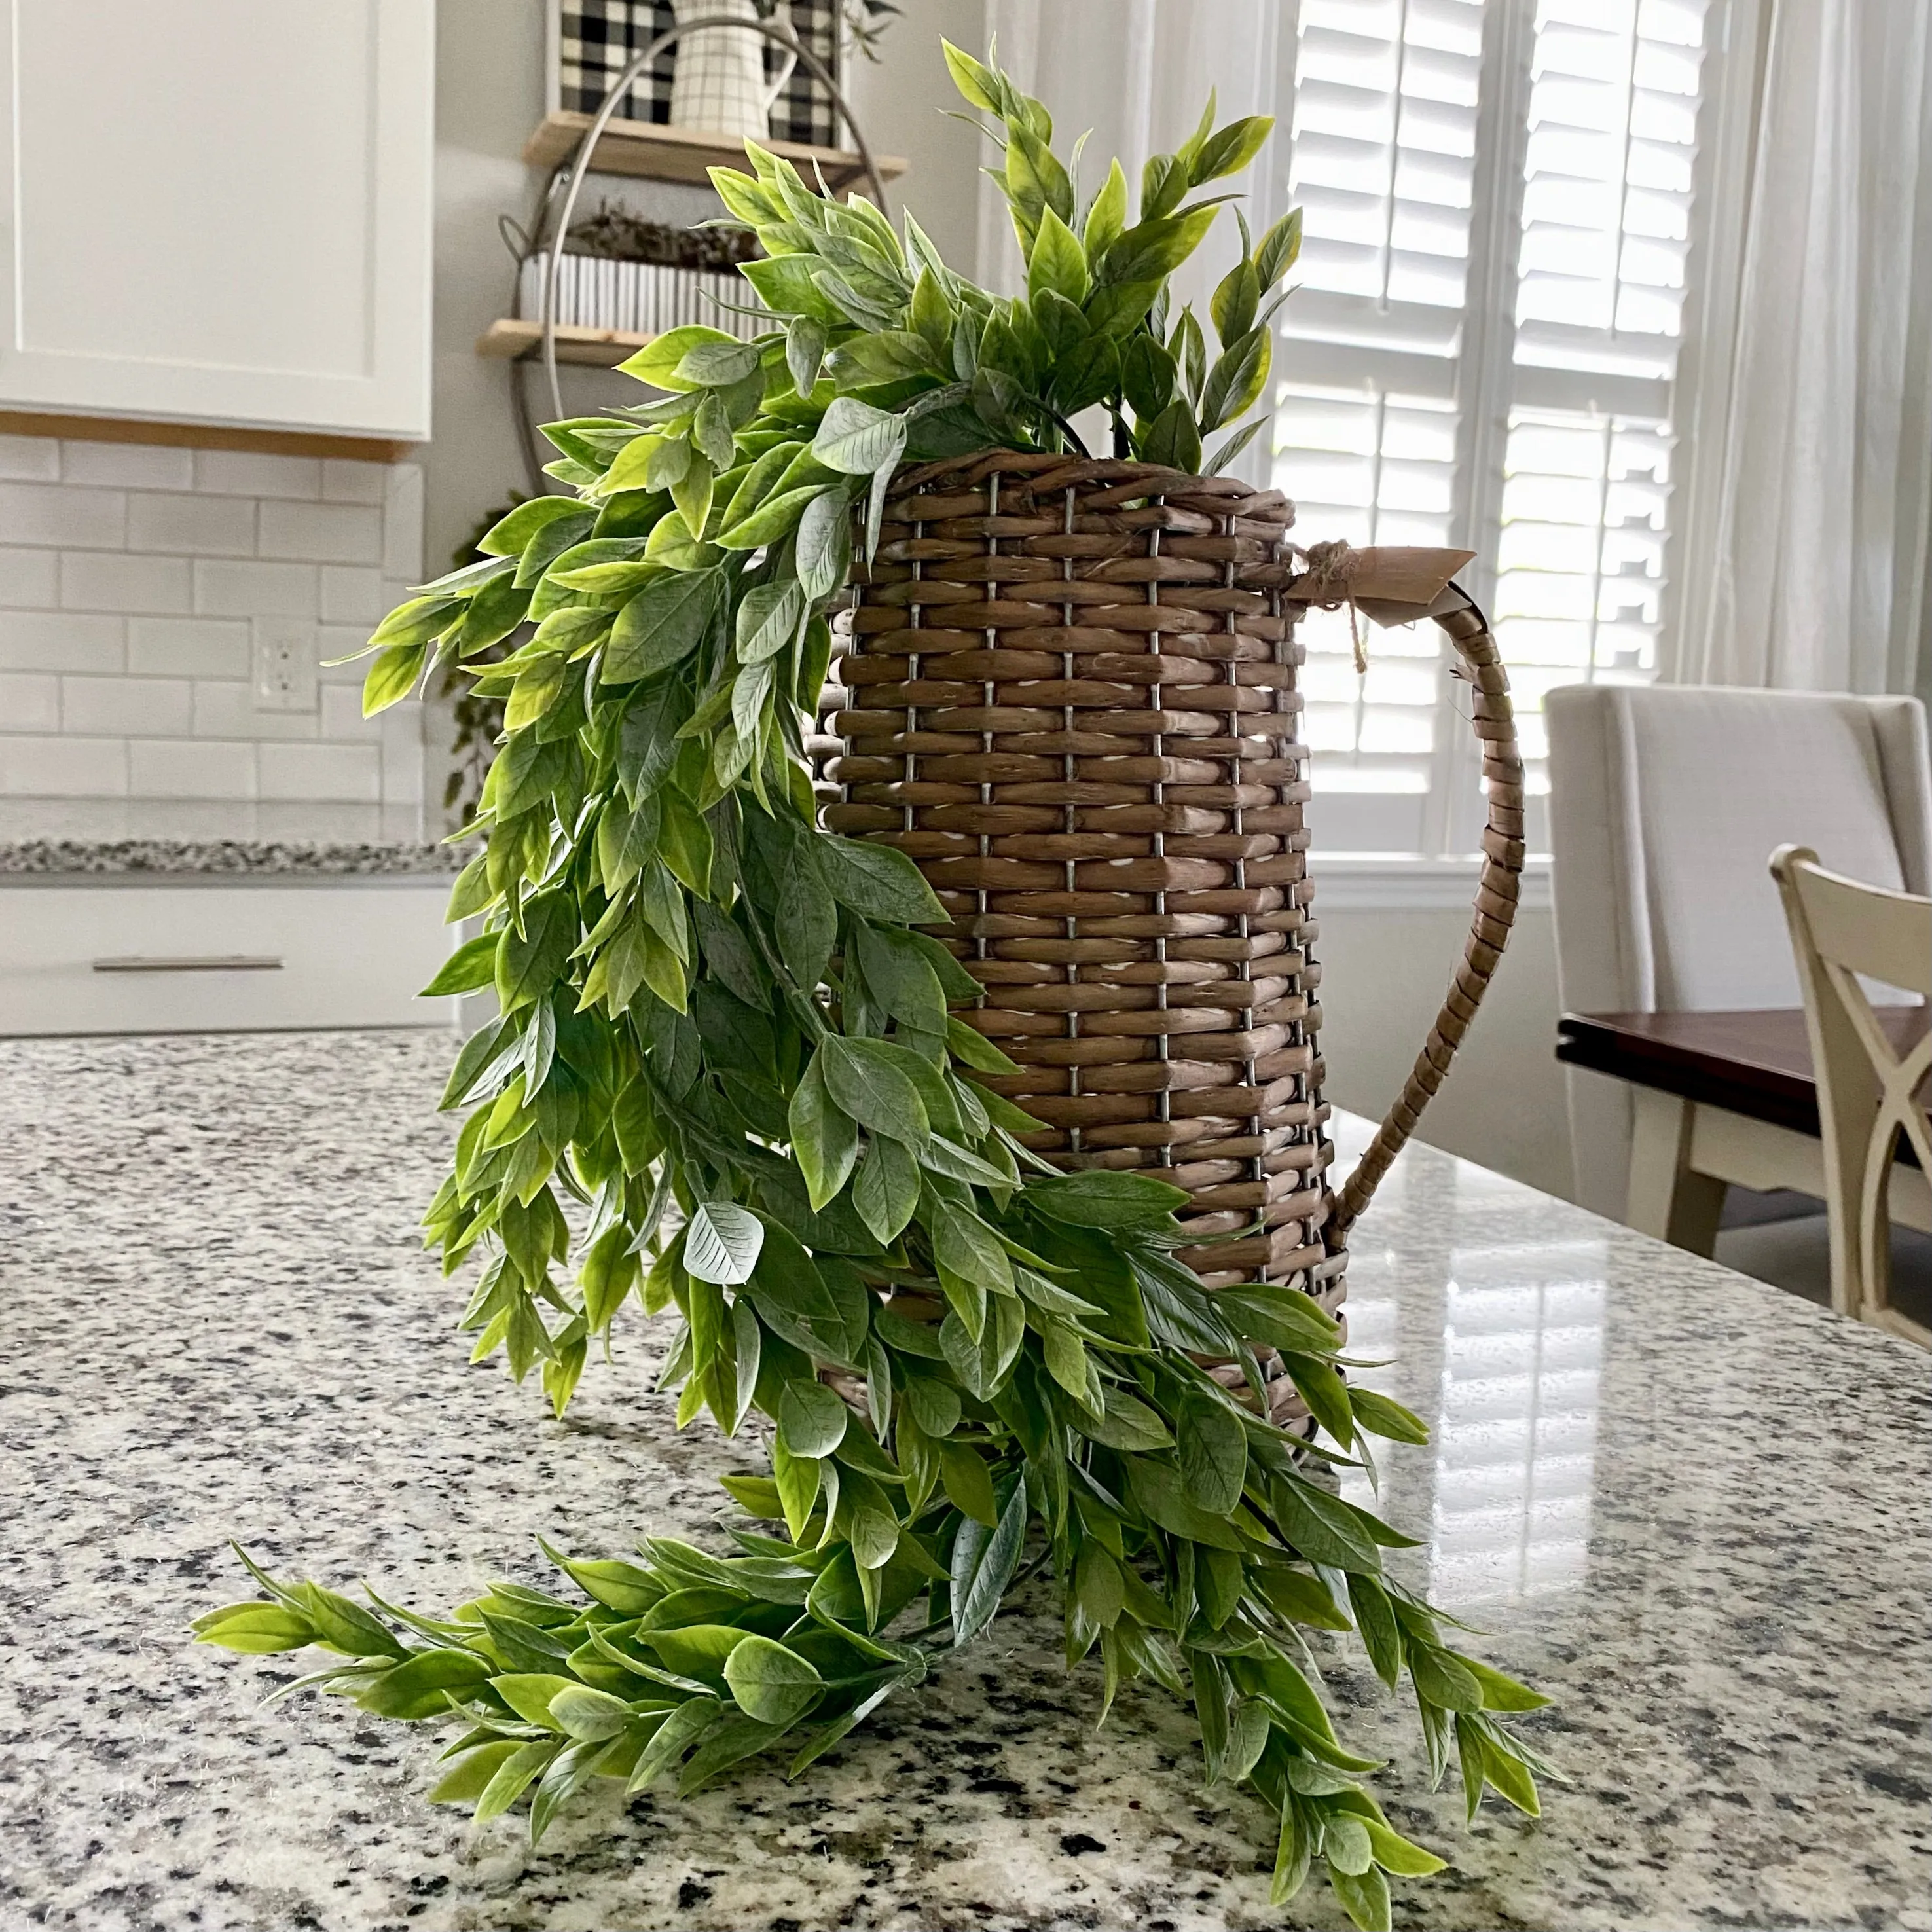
<box><xmin>0</xmin><ymin>881</ymin><xmax>458</xmax><ymax>1036</ymax></box>
<box><xmin>0</xmin><ymin>1</ymin><xmax>433</xmax><ymax>441</ymax></box>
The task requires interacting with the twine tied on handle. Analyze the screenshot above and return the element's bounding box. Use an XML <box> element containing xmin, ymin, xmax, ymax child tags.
<box><xmin>1284</xmin><ymin>541</ymin><xmax>1480</xmax><ymax>670</ymax></box>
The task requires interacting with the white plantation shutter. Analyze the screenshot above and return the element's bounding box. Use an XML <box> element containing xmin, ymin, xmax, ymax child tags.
<box><xmin>1270</xmin><ymin>0</ymin><xmax>1722</xmax><ymax>856</ymax></box>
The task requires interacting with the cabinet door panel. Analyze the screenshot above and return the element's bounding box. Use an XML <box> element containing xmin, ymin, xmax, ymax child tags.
<box><xmin>0</xmin><ymin>0</ymin><xmax>433</xmax><ymax>438</ymax></box>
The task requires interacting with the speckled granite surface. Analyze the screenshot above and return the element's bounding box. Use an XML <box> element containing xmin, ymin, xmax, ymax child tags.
<box><xmin>1</xmin><ymin>1033</ymin><xmax>1925</xmax><ymax>1932</ymax></box>
<box><xmin>0</xmin><ymin>837</ymin><xmax>464</xmax><ymax>877</ymax></box>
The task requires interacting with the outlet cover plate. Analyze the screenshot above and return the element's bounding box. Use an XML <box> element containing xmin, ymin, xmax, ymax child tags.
<box><xmin>253</xmin><ymin>618</ymin><xmax>319</xmax><ymax>712</ymax></box>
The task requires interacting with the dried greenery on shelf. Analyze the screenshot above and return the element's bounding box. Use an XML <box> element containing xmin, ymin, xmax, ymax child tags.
<box><xmin>196</xmin><ymin>45</ymin><xmax>1552</xmax><ymax>1929</ymax></box>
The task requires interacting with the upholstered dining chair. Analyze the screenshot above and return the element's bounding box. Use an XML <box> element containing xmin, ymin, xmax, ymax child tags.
<box><xmin>1770</xmin><ymin>847</ymin><xmax>1932</xmax><ymax>1345</ymax></box>
<box><xmin>1545</xmin><ymin>686</ymin><xmax>1932</xmax><ymax>1225</ymax></box>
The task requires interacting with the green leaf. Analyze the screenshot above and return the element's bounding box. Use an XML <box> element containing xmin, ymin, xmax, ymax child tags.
<box><xmin>491</xmin><ymin>1672</ymin><xmax>581</xmax><ymax>1728</ymax></box>
<box><xmin>684</xmin><ymin>1201</ymin><xmax>766</xmax><ymax>1285</ymax></box>
<box><xmin>1075</xmin><ymin>1384</ymin><xmax>1173</xmax><ymax>1452</ymax></box>
<box><xmin>722</xmin><ymin>1633</ymin><xmax>824</xmax><ymax>1727</ymax></box>
<box><xmin>625</xmin><ymin>1696</ymin><xmax>720</xmax><ymax>1793</ymax></box>
<box><xmin>1256</xmin><ymin>207</ymin><xmax>1303</xmax><ymax>289</ymax></box>
<box><xmin>788</xmin><ymin>1055</ymin><xmax>858</xmax><ymax>1211</ymax></box>
<box><xmin>1216</xmin><ymin>1284</ymin><xmax>1342</xmax><ymax>1356</ymax></box>
<box><xmin>428</xmin><ymin>1737</ymin><xmax>524</xmax><ymax>1804</ymax></box>
<box><xmin>1190</xmin><ymin>115</ymin><xmax>1273</xmax><ymax>186</ymax></box>
<box><xmin>420</xmin><ymin>931</ymin><xmax>498</xmax><ymax>998</ymax></box>
<box><xmin>1349</xmin><ymin>1386</ymin><xmax>1429</xmax><ymax>1445</ymax></box>
<box><xmin>818</xmin><ymin>1034</ymin><xmax>928</xmax><ymax>1148</ymax></box>
<box><xmin>1138</xmin><ymin>396</ymin><xmax>1203</xmax><ymax>471</ymax></box>
<box><xmin>774</xmin><ymin>850</ymin><xmax>837</xmax><ymax>991</ymax></box>
<box><xmin>1027</xmin><ymin>204</ymin><xmax>1089</xmax><ymax>306</ymax></box>
<box><xmin>602</xmin><ymin>568</ymin><xmax>721</xmax><ymax>684</ymax></box>
<box><xmin>1328</xmin><ymin>1863</ymin><xmax>1393</xmax><ymax>1932</ymax></box>
<box><xmin>1364</xmin><ymin>1819</ymin><xmax>1448</xmax><ymax>1878</ymax></box>
<box><xmin>362</xmin><ymin>642</ymin><xmax>425</xmax><ymax>715</ymax></box>
<box><xmin>812</xmin><ymin>397</ymin><xmax>909</xmax><ymax>477</ymax></box>
<box><xmin>851</xmin><ymin>1135</ymin><xmax>919</xmax><ymax>1245</ymax></box>
<box><xmin>938</xmin><ymin>1440</ymin><xmax>998</xmax><ymax>1527</ymax></box>
<box><xmin>1461</xmin><ymin>1654</ymin><xmax>1552</xmax><ymax>1712</ymax></box>
<box><xmin>778</xmin><ymin>1378</ymin><xmax>850</xmax><ymax>1459</ymax></box>
<box><xmin>795</xmin><ymin>488</ymin><xmax>852</xmax><ymax>600</ymax></box>
<box><xmin>1124</xmin><ymin>1457</ymin><xmax>1247</xmax><ymax>1551</ymax></box>
<box><xmin>479</xmin><ymin>495</ymin><xmax>590</xmax><ymax>557</ymax></box>
<box><xmin>680</xmin><ymin>337</ymin><xmax>761</xmax><ymax>388</ymax></box>
<box><xmin>192</xmin><ymin>1601</ymin><xmax>316</xmax><ymax>1652</ymax></box>
<box><xmin>949</xmin><ymin>1478</ymin><xmax>1027</xmax><ymax>1645</ymax></box>
<box><xmin>618</xmin><ymin>325</ymin><xmax>741</xmax><ymax>392</ymax></box>
<box><xmin>816</xmin><ymin>837</ymin><xmax>947</xmax><ymax>924</ymax></box>
<box><xmin>736</xmin><ymin>579</ymin><xmax>806</xmax><ymax>663</ymax></box>
<box><xmin>496</xmin><ymin>892</ymin><xmax>577</xmax><ymax>1013</ymax></box>
<box><xmin>1199</xmin><ymin>327</ymin><xmax>1271</xmax><ymax>434</ymax></box>
<box><xmin>475</xmin><ymin>1738</ymin><xmax>559</xmax><ymax>1823</ymax></box>
<box><xmin>1027</xmin><ymin>1169</ymin><xmax>1189</xmax><ymax>1229</ymax></box>
<box><xmin>786</xmin><ymin>314</ymin><xmax>829</xmax><ymax>391</ymax></box>
<box><xmin>1176</xmin><ymin>1392</ymin><xmax>1248</xmax><ymax>1514</ymax></box>
<box><xmin>549</xmin><ymin>1683</ymin><xmax>636</xmax><ymax>1742</ymax></box>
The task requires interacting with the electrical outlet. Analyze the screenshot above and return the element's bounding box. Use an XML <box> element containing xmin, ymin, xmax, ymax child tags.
<box><xmin>253</xmin><ymin>618</ymin><xmax>318</xmax><ymax>712</ymax></box>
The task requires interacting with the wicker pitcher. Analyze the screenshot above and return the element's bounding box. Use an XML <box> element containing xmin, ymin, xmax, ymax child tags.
<box><xmin>821</xmin><ymin>452</ymin><xmax>1523</xmax><ymax>1421</ymax></box>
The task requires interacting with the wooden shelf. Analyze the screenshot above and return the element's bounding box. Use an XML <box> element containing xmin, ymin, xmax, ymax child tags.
<box><xmin>476</xmin><ymin>319</ymin><xmax>652</xmax><ymax>367</ymax></box>
<box><xmin>523</xmin><ymin>111</ymin><xmax>905</xmax><ymax>192</ymax></box>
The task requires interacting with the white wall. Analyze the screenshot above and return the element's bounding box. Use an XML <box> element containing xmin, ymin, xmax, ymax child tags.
<box><xmin>1313</xmin><ymin>902</ymin><xmax>1573</xmax><ymax>1202</ymax></box>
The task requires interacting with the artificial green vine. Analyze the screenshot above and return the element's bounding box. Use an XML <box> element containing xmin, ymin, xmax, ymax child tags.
<box><xmin>196</xmin><ymin>46</ymin><xmax>1553</xmax><ymax>1929</ymax></box>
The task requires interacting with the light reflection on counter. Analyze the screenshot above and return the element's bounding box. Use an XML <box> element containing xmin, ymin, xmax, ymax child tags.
<box><xmin>1329</xmin><ymin>1123</ymin><xmax>1606</xmax><ymax>1608</ymax></box>
<box><xmin>1429</xmin><ymin>1245</ymin><xmax>1604</xmax><ymax>1605</ymax></box>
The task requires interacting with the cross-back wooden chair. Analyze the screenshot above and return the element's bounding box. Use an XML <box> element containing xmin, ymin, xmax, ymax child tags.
<box><xmin>1770</xmin><ymin>845</ymin><xmax>1932</xmax><ymax>1347</ymax></box>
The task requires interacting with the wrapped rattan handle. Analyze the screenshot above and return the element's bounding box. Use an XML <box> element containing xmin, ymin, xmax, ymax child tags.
<box><xmin>1326</xmin><ymin>585</ymin><xmax>1523</xmax><ymax>1241</ymax></box>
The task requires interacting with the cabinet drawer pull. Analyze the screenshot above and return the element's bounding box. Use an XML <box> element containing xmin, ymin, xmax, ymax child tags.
<box><xmin>91</xmin><ymin>955</ymin><xmax>285</xmax><ymax>974</ymax></box>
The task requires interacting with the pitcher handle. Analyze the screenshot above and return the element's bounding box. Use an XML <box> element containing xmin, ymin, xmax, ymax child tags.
<box><xmin>1326</xmin><ymin>583</ymin><xmax>1525</xmax><ymax>1241</ymax></box>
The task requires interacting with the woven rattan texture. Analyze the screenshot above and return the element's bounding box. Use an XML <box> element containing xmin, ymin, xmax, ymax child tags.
<box><xmin>824</xmin><ymin>452</ymin><xmax>1523</xmax><ymax>1407</ymax></box>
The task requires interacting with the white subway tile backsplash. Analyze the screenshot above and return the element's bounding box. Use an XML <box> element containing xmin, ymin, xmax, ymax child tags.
<box><xmin>0</xmin><ymin>611</ymin><xmax>124</xmax><ymax>673</ymax></box>
<box><xmin>127</xmin><ymin>490</ymin><xmax>257</xmax><ymax>557</ymax></box>
<box><xmin>192</xmin><ymin>558</ymin><xmax>317</xmax><ymax>619</ymax></box>
<box><xmin>382</xmin><ymin>466</ymin><xmax>426</xmax><ymax>579</ymax></box>
<box><xmin>192</xmin><ymin>679</ymin><xmax>319</xmax><ymax>741</ymax></box>
<box><xmin>319</xmin><ymin>681</ymin><xmax>373</xmax><ymax>740</ymax></box>
<box><xmin>192</xmin><ymin>449</ymin><xmax>321</xmax><ymax>500</ymax></box>
<box><xmin>0</xmin><ymin>480</ymin><xmax>126</xmax><ymax>549</ymax></box>
<box><xmin>0</xmin><ymin>436</ymin><xmax>60</xmax><ymax>482</ymax></box>
<box><xmin>128</xmin><ymin>737</ymin><xmax>257</xmax><ymax>798</ymax></box>
<box><xmin>0</xmin><ymin>671</ymin><xmax>61</xmax><ymax>732</ymax></box>
<box><xmin>258</xmin><ymin>499</ymin><xmax>382</xmax><ymax>566</ymax></box>
<box><xmin>0</xmin><ymin>548</ymin><xmax>60</xmax><ymax>609</ymax></box>
<box><xmin>319</xmin><ymin>566</ymin><xmax>384</xmax><ymax>624</ymax></box>
<box><xmin>322</xmin><ymin>459</ymin><xmax>390</xmax><ymax>505</ymax></box>
<box><xmin>257</xmin><ymin>740</ymin><xmax>381</xmax><ymax>803</ymax></box>
<box><xmin>61</xmin><ymin>440</ymin><xmax>195</xmax><ymax>490</ymax></box>
<box><xmin>380</xmin><ymin>702</ymin><xmax>426</xmax><ymax>808</ymax></box>
<box><xmin>128</xmin><ymin>616</ymin><xmax>251</xmax><ymax>679</ymax></box>
<box><xmin>62</xmin><ymin>674</ymin><xmax>194</xmax><ymax>738</ymax></box>
<box><xmin>4</xmin><ymin>456</ymin><xmax>431</xmax><ymax>813</ymax></box>
<box><xmin>0</xmin><ymin>733</ymin><xmax>128</xmax><ymax>797</ymax></box>
<box><xmin>60</xmin><ymin>551</ymin><xmax>192</xmax><ymax>614</ymax></box>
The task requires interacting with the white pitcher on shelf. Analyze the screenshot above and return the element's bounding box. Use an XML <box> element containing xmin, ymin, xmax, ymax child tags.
<box><xmin>668</xmin><ymin>0</ymin><xmax>799</xmax><ymax>143</ymax></box>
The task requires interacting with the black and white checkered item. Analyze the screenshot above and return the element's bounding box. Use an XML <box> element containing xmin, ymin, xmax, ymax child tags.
<box><xmin>556</xmin><ymin>1</ymin><xmax>841</xmax><ymax>148</ymax></box>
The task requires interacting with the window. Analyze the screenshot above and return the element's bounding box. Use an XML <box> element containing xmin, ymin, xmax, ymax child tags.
<box><xmin>1270</xmin><ymin>0</ymin><xmax>1726</xmax><ymax>857</ymax></box>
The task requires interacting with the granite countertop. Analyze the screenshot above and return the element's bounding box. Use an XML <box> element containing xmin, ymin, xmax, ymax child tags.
<box><xmin>2</xmin><ymin>1034</ymin><xmax>1925</xmax><ymax>1932</ymax></box>
<box><xmin>0</xmin><ymin>837</ymin><xmax>464</xmax><ymax>877</ymax></box>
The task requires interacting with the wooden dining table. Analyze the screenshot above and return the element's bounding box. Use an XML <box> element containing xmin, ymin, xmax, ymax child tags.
<box><xmin>1556</xmin><ymin>1006</ymin><xmax>1929</xmax><ymax>1255</ymax></box>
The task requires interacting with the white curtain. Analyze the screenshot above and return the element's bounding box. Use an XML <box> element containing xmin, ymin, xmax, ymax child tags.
<box><xmin>1678</xmin><ymin>0</ymin><xmax>1932</xmax><ymax>696</ymax></box>
<box><xmin>972</xmin><ymin>1</ymin><xmax>1286</xmax><ymax>351</ymax></box>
